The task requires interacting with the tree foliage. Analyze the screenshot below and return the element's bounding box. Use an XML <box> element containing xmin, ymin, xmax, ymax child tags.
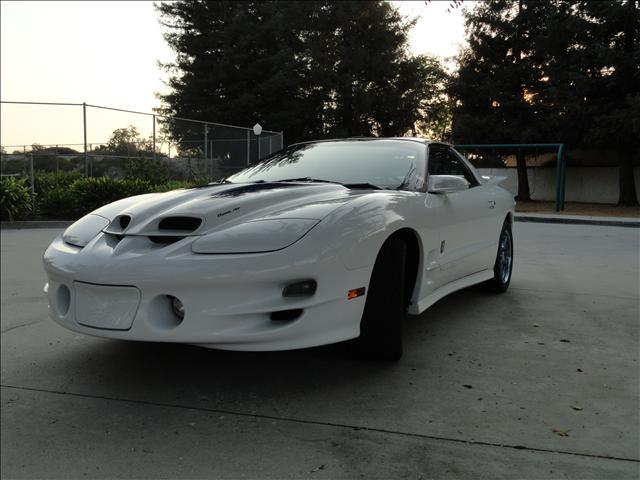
<box><xmin>450</xmin><ymin>0</ymin><xmax>639</xmax><ymax>204</ymax></box>
<box><xmin>155</xmin><ymin>1</ymin><xmax>450</xmax><ymax>145</ymax></box>
<box><xmin>95</xmin><ymin>126</ymin><xmax>153</xmax><ymax>156</ymax></box>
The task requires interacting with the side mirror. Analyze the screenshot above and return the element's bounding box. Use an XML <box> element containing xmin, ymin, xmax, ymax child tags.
<box><xmin>427</xmin><ymin>175</ymin><xmax>469</xmax><ymax>194</ymax></box>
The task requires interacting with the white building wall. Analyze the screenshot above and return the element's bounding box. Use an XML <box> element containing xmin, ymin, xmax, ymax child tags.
<box><xmin>476</xmin><ymin>167</ymin><xmax>640</xmax><ymax>204</ymax></box>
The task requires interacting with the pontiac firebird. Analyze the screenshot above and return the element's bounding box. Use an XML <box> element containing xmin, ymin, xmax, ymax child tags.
<box><xmin>43</xmin><ymin>138</ymin><xmax>514</xmax><ymax>360</ymax></box>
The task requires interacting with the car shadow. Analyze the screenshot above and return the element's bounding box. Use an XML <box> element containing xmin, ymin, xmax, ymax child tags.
<box><xmin>44</xmin><ymin>287</ymin><xmax>497</xmax><ymax>407</ymax></box>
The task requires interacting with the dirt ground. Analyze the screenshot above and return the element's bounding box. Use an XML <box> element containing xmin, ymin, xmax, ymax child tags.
<box><xmin>516</xmin><ymin>200</ymin><xmax>640</xmax><ymax>218</ymax></box>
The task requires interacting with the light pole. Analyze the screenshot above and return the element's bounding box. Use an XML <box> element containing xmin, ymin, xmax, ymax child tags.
<box><xmin>253</xmin><ymin>123</ymin><xmax>262</xmax><ymax>161</ymax></box>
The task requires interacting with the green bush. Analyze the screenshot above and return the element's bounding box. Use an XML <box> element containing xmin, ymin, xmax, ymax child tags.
<box><xmin>70</xmin><ymin>177</ymin><xmax>152</xmax><ymax>215</ymax></box>
<box><xmin>125</xmin><ymin>158</ymin><xmax>170</xmax><ymax>185</ymax></box>
<box><xmin>1</xmin><ymin>176</ymin><xmax>33</xmax><ymax>221</ymax></box>
<box><xmin>38</xmin><ymin>186</ymin><xmax>80</xmax><ymax>218</ymax></box>
<box><xmin>152</xmin><ymin>179</ymin><xmax>210</xmax><ymax>192</ymax></box>
<box><xmin>34</xmin><ymin>170</ymin><xmax>83</xmax><ymax>195</ymax></box>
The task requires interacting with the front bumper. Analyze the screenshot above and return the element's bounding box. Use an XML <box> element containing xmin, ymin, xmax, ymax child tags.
<box><xmin>43</xmin><ymin>233</ymin><xmax>372</xmax><ymax>351</ymax></box>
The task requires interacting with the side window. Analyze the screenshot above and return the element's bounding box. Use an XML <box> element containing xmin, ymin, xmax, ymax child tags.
<box><xmin>428</xmin><ymin>146</ymin><xmax>478</xmax><ymax>187</ymax></box>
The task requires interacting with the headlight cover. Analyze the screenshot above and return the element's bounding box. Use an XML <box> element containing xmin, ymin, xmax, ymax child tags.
<box><xmin>62</xmin><ymin>214</ymin><xmax>110</xmax><ymax>247</ymax></box>
<box><xmin>191</xmin><ymin>218</ymin><xmax>320</xmax><ymax>254</ymax></box>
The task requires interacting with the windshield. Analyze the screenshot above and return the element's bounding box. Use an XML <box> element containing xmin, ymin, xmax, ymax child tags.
<box><xmin>226</xmin><ymin>140</ymin><xmax>426</xmax><ymax>191</ymax></box>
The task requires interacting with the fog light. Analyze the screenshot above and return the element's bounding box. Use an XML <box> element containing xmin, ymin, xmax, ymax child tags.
<box><xmin>282</xmin><ymin>280</ymin><xmax>317</xmax><ymax>297</ymax></box>
<box><xmin>169</xmin><ymin>296</ymin><xmax>185</xmax><ymax>320</ymax></box>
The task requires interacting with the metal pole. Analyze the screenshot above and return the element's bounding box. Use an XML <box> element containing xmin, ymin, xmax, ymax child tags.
<box><xmin>280</xmin><ymin>131</ymin><xmax>284</xmax><ymax>150</ymax></box>
<box><xmin>246</xmin><ymin>130</ymin><xmax>250</xmax><ymax>166</ymax></box>
<box><xmin>558</xmin><ymin>143</ymin><xmax>566</xmax><ymax>211</ymax></box>
<box><xmin>55</xmin><ymin>145</ymin><xmax>59</xmax><ymax>173</ymax></box>
<box><xmin>257</xmin><ymin>133</ymin><xmax>261</xmax><ymax>161</ymax></box>
<box><xmin>29</xmin><ymin>153</ymin><xmax>35</xmax><ymax>214</ymax></box>
<box><xmin>204</xmin><ymin>124</ymin><xmax>208</xmax><ymax>161</ymax></box>
<box><xmin>83</xmin><ymin>102</ymin><xmax>88</xmax><ymax>177</ymax></box>
<box><xmin>269</xmin><ymin>136</ymin><xmax>272</xmax><ymax>156</ymax></box>
<box><xmin>152</xmin><ymin>114</ymin><xmax>156</xmax><ymax>162</ymax></box>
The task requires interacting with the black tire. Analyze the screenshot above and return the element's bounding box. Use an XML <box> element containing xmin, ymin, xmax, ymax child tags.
<box><xmin>485</xmin><ymin>221</ymin><xmax>514</xmax><ymax>293</ymax></box>
<box><xmin>355</xmin><ymin>237</ymin><xmax>407</xmax><ymax>361</ymax></box>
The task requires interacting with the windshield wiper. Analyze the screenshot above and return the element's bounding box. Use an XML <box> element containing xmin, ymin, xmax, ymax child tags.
<box><xmin>276</xmin><ymin>177</ymin><xmax>340</xmax><ymax>184</ymax></box>
<box><xmin>276</xmin><ymin>177</ymin><xmax>383</xmax><ymax>190</ymax></box>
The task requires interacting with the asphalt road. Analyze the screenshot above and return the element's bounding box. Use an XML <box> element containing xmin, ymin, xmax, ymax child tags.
<box><xmin>1</xmin><ymin>223</ymin><xmax>639</xmax><ymax>479</ymax></box>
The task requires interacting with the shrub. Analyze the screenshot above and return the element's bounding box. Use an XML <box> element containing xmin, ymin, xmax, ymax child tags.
<box><xmin>38</xmin><ymin>186</ymin><xmax>80</xmax><ymax>218</ymax></box>
<box><xmin>152</xmin><ymin>179</ymin><xmax>210</xmax><ymax>192</ymax></box>
<box><xmin>34</xmin><ymin>170</ymin><xmax>83</xmax><ymax>195</ymax></box>
<box><xmin>70</xmin><ymin>177</ymin><xmax>152</xmax><ymax>215</ymax></box>
<box><xmin>0</xmin><ymin>176</ymin><xmax>33</xmax><ymax>221</ymax></box>
<box><xmin>125</xmin><ymin>157</ymin><xmax>170</xmax><ymax>185</ymax></box>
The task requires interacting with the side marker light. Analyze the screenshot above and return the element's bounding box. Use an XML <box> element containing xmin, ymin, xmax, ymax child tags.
<box><xmin>347</xmin><ymin>287</ymin><xmax>366</xmax><ymax>300</ymax></box>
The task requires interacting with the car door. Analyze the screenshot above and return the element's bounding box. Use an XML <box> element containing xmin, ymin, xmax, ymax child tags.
<box><xmin>427</xmin><ymin>144</ymin><xmax>497</xmax><ymax>288</ymax></box>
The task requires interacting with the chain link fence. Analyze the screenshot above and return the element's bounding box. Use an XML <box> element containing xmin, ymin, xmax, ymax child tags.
<box><xmin>1</xmin><ymin>101</ymin><xmax>284</xmax><ymax>183</ymax></box>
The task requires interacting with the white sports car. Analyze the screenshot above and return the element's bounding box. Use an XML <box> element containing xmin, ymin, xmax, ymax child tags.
<box><xmin>43</xmin><ymin>138</ymin><xmax>514</xmax><ymax>360</ymax></box>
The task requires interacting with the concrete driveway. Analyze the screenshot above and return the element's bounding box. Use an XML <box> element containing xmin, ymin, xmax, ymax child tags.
<box><xmin>1</xmin><ymin>223</ymin><xmax>638</xmax><ymax>479</ymax></box>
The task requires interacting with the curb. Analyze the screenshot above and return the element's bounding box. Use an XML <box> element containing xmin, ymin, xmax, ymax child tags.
<box><xmin>515</xmin><ymin>215</ymin><xmax>639</xmax><ymax>228</ymax></box>
<box><xmin>1</xmin><ymin>220</ymin><xmax>74</xmax><ymax>230</ymax></box>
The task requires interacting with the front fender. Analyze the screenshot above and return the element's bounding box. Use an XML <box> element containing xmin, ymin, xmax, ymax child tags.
<box><xmin>317</xmin><ymin>192</ymin><xmax>418</xmax><ymax>270</ymax></box>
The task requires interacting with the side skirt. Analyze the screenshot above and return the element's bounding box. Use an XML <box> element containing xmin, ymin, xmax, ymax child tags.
<box><xmin>408</xmin><ymin>269</ymin><xmax>494</xmax><ymax>315</ymax></box>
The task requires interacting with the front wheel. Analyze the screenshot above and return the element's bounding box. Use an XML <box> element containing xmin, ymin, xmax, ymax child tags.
<box><xmin>485</xmin><ymin>221</ymin><xmax>513</xmax><ymax>293</ymax></box>
<box><xmin>355</xmin><ymin>237</ymin><xmax>406</xmax><ymax>361</ymax></box>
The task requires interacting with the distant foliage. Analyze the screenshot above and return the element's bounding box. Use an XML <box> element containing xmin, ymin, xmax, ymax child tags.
<box><xmin>0</xmin><ymin>177</ymin><xmax>33</xmax><ymax>221</ymax></box>
<box><xmin>125</xmin><ymin>158</ymin><xmax>170</xmax><ymax>185</ymax></box>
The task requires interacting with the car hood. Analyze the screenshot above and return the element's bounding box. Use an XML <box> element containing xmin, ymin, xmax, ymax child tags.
<box><xmin>91</xmin><ymin>182</ymin><xmax>370</xmax><ymax>236</ymax></box>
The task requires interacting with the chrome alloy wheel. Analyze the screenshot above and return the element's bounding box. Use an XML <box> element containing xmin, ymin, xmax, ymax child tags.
<box><xmin>499</xmin><ymin>230</ymin><xmax>513</xmax><ymax>284</ymax></box>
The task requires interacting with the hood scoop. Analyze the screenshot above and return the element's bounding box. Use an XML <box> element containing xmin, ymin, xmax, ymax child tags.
<box><xmin>158</xmin><ymin>216</ymin><xmax>202</xmax><ymax>232</ymax></box>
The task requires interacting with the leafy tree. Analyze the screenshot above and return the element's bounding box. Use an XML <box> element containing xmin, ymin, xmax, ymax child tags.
<box><xmin>155</xmin><ymin>1</ymin><xmax>449</xmax><ymax>147</ymax></box>
<box><xmin>451</xmin><ymin>0</ymin><xmax>639</xmax><ymax>204</ymax></box>
<box><xmin>94</xmin><ymin>126</ymin><xmax>153</xmax><ymax>156</ymax></box>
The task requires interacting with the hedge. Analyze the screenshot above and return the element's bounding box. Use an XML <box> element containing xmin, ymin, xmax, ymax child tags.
<box><xmin>1</xmin><ymin>172</ymin><xmax>209</xmax><ymax>221</ymax></box>
<box><xmin>0</xmin><ymin>177</ymin><xmax>33</xmax><ymax>221</ymax></box>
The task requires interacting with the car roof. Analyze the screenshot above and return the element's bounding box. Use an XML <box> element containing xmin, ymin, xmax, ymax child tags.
<box><xmin>288</xmin><ymin>137</ymin><xmax>445</xmax><ymax>148</ymax></box>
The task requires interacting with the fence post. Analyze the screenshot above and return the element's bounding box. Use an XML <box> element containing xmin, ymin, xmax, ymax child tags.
<box><xmin>29</xmin><ymin>153</ymin><xmax>35</xmax><ymax>214</ymax></box>
<box><xmin>204</xmin><ymin>124</ymin><xmax>208</xmax><ymax>162</ymax></box>
<box><xmin>55</xmin><ymin>145</ymin><xmax>59</xmax><ymax>172</ymax></box>
<box><xmin>558</xmin><ymin>143</ymin><xmax>566</xmax><ymax>211</ymax></box>
<box><xmin>83</xmin><ymin>102</ymin><xmax>88</xmax><ymax>177</ymax></box>
<box><xmin>246</xmin><ymin>130</ymin><xmax>250</xmax><ymax>166</ymax></box>
<box><xmin>152</xmin><ymin>114</ymin><xmax>156</xmax><ymax>162</ymax></box>
<box><xmin>210</xmin><ymin>140</ymin><xmax>214</xmax><ymax>179</ymax></box>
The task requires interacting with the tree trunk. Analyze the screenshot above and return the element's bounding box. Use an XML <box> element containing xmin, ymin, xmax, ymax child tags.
<box><xmin>515</xmin><ymin>150</ymin><xmax>531</xmax><ymax>201</ymax></box>
<box><xmin>619</xmin><ymin>153</ymin><xmax>639</xmax><ymax>206</ymax></box>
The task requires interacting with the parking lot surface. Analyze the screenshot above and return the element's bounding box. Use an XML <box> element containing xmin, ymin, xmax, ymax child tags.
<box><xmin>1</xmin><ymin>223</ymin><xmax>639</xmax><ymax>479</ymax></box>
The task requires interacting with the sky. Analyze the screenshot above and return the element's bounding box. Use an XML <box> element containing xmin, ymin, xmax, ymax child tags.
<box><xmin>0</xmin><ymin>1</ymin><xmax>468</xmax><ymax>149</ymax></box>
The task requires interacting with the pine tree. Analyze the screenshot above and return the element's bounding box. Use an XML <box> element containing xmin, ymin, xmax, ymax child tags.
<box><xmin>155</xmin><ymin>1</ymin><xmax>449</xmax><ymax>148</ymax></box>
